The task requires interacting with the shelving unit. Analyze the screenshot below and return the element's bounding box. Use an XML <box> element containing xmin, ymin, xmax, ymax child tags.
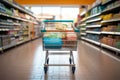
<box><xmin>79</xmin><ymin>0</ymin><xmax>120</xmax><ymax>55</ymax></box>
<box><xmin>0</xmin><ymin>0</ymin><xmax>40</xmax><ymax>52</ymax></box>
<box><xmin>100</xmin><ymin>0</ymin><xmax>120</xmax><ymax>54</ymax></box>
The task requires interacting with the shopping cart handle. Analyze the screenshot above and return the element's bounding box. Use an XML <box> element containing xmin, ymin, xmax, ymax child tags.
<box><xmin>43</xmin><ymin>20</ymin><xmax>73</xmax><ymax>22</ymax></box>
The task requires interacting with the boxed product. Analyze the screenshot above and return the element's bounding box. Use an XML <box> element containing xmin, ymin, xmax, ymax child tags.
<box><xmin>116</xmin><ymin>23</ymin><xmax>120</xmax><ymax>32</ymax></box>
<box><xmin>115</xmin><ymin>41</ymin><xmax>120</xmax><ymax>49</ymax></box>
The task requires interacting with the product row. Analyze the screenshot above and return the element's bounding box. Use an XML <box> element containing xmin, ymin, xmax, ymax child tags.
<box><xmin>101</xmin><ymin>35</ymin><xmax>120</xmax><ymax>49</ymax></box>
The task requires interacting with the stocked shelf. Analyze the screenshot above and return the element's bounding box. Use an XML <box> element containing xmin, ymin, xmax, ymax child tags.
<box><xmin>102</xmin><ymin>0</ymin><xmax>112</xmax><ymax>5</ymax></box>
<box><xmin>86</xmin><ymin>25</ymin><xmax>101</xmax><ymax>28</ymax></box>
<box><xmin>82</xmin><ymin>37</ymin><xmax>100</xmax><ymax>45</ymax></box>
<box><xmin>101</xmin><ymin>18</ymin><xmax>120</xmax><ymax>23</ymax></box>
<box><xmin>0</xmin><ymin>22</ymin><xmax>20</xmax><ymax>26</ymax></box>
<box><xmin>79</xmin><ymin>0</ymin><xmax>120</xmax><ymax>54</ymax></box>
<box><xmin>79</xmin><ymin>23</ymin><xmax>86</xmax><ymax>26</ymax></box>
<box><xmin>87</xmin><ymin>2</ymin><xmax>101</xmax><ymax>12</ymax></box>
<box><xmin>80</xmin><ymin>18</ymin><xmax>87</xmax><ymax>23</ymax></box>
<box><xmin>102</xmin><ymin>4</ymin><xmax>120</xmax><ymax>14</ymax></box>
<box><xmin>80</xmin><ymin>28</ymin><xmax>86</xmax><ymax>30</ymax></box>
<box><xmin>101</xmin><ymin>43</ymin><xmax>120</xmax><ymax>53</ymax></box>
<box><xmin>86</xmin><ymin>31</ymin><xmax>101</xmax><ymax>34</ymax></box>
<box><xmin>80</xmin><ymin>11</ymin><xmax>87</xmax><ymax>17</ymax></box>
<box><xmin>0</xmin><ymin>0</ymin><xmax>40</xmax><ymax>52</ymax></box>
<box><xmin>80</xmin><ymin>33</ymin><xmax>86</xmax><ymax>35</ymax></box>
<box><xmin>86</xmin><ymin>13</ymin><xmax>101</xmax><ymax>20</ymax></box>
<box><xmin>1</xmin><ymin>0</ymin><xmax>35</xmax><ymax>18</ymax></box>
<box><xmin>2</xmin><ymin>43</ymin><xmax>16</xmax><ymax>49</ymax></box>
<box><xmin>86</xmin><ymin>18</ymin><xmax>102</xmax><ymax>23</ymax></box>
<box><xmin>101</xmin><ymin>31</ymin><xmax>120</xmax><ymax>35</ymax></box>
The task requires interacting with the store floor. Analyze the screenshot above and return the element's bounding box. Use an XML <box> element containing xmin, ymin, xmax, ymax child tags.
<box><xmin>0</xmin><ymin>38</ymin><xmax>120</xmax><ymax>80</ymax></box>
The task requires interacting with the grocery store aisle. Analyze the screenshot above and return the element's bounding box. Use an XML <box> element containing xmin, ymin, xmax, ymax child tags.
<box><xmin>0</xmin><ymin>38</ymin><xmax>120</xmax><ymax>80</ymax></box>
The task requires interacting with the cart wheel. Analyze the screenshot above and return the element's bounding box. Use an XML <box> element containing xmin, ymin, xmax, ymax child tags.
<box><xmin>69</xmin><ymin>58</ymin><xmax>72</xmax><ymax>64</ymax></box>
<box><xmin>44</xmin><ymin>67</ymin><xmax>48</xmax><ymax>74</ymax></box>
<box><xmin>72</xmin><ymin>67</ymin><xmax>76</xmax><ymax>74</ymax></box>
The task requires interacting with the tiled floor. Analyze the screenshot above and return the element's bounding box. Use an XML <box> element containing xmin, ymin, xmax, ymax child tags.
<box><xmin>0</xmin><ymin>38</ymin><xmax>120</xmax><ymax>80</ymax></box>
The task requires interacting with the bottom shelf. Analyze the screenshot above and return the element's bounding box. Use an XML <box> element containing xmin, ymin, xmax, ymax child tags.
<box><xmin>101</xmin><ymin>43</ymin><xmax>120</xmax><ymax>53</ymax></box>
<box><xmin>81</xmin><ymin>37</ymin><xmax>120</xmax><ymax>53</ymax></box>
<box><xmin>0</xmin><ymin>38</ymin><xmax>31</xmax><ymax>51</ymax></box>
<box><xmin>81</xmin><ymin>37</ymin><xmax>100</xmax><ymax>46</ymax></box>
<box><xmin>3</xmin><ymin>43</ymin><xmax>16</xmax><ymax>49</ymax></box>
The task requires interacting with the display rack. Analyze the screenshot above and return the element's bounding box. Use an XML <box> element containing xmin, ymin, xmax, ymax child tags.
<box><xmin>41</xmin><ymin>20</ymin><xmax>79</xmax><ymax>74</ymax></box>
<box><xmin>79</xmin><ymin>0</ymin><xmax>120</xmax><ymax>54</ymax></box>
<box><xmin>0</xmin><ymin>0</ymin><xmax>40</xmax><ymax>52</ymax></box>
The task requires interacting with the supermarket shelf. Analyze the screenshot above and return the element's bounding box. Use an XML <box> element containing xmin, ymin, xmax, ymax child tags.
<box><xmin>0</xmin><ymin>48</ymin><xmax>2</xmax><ymax>51</ymax></box>
<box><xmin>0</xmin><ymin>29</ymin><xmax>9</xmax><ymax>31</ymax></box>
<box><xmin>3</xmin><ymin>43</ymin><xmax>16</xmax><ymax>49</ymax></box>
<box><xmin>0</xmin><ymin>12</ymin><xmax>35</xmax><ymax>23</ymax></box>
<box><xmin>83</xmin><ymin>37</ymin><xmax>100</xmax><ymax>45</ymax></box>
<box><xmin>80</xmin><ymin>28</ymin><xmax>86</xmax><ymax>30</ymax></box>
<box><xmin>87</xmin><ymin>2</ymin><xmax>101</xmax><ymax>12</ymax></box>
<box><xmin>80</xmin><ymin>33</ymin><xmax>86</xmax><ymax>35</ymax></box>
<box><xmin>16</xmin><ymin>39</ymin><xmax>30</xmax><ymax>45</ymax></box>
<box><xmin>80</xmin><ymin>11</ymin><xmax>87</xmax><ymax>17</ymax></box>
<box><xmin>102</xmin><ymin>0</ymin><xmax>112</xmax><ymax>5</ymax></box>
<box><xmin>0</xmin><ymin>22</ymin><xmax>21</xmax><ymax>26</ymax></box>
<box><xmin>86</xmin><ymin>31</ymin><xmax>101</xmax><ymax>34</ymax></box>
<box><xmin>101</xmin><ymin>43</ymin><xmax>120</xmax><ymax>53</ymax></box>
<box><xmin>80</xmin><ymin>18</ymin><xmax>87</xmax><ymax>23</ymax></box>
<box><xmin>79</xmin><ymin>23</ymin><xmax>86</xmax><ymax>26</ymax></box>
<box><xmin>81</xmin><ymin>37</ymin><xmax>85</xmax><ymax>40</ymax></box>
<box><xmin>2</xmin><ymin>0</ymin><xmax>35</xmax><ymax>18</ymax></box>
<box><xmin>101</xmin><ymin>18</ymin><xmax>120</xmax><ymax>23</ymax></box>
<box><xmin>101</xmin><ymin>31</ymin><xmax>120</xmax><ymax>35</ymax></box>
<box><xmin>86</xmin><ymin>18</ymin><xmax>102</xmax><ymax>23</ymax></box>
<box><xmin>86</xmin><ymin>13</ymin><xmax>101</xmax><ymax>20</ymax></box>
<box><xmin>86</xmin><ymin>25</ymin><xmax>101</xmax><ymax>28</ymax></box>
<box><xmin>102</xmin><ymin>4</ymin><xmax>120</xmax><ymax>14</ymax></box>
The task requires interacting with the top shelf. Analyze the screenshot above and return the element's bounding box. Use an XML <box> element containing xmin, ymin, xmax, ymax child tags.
<box><xmin>87</xmin><ymin>2</ymin><xmax>101</xmax><ymax>12</ymax></box>
<box><xmin>2</xmin><ymin>0</ymin><xmax>35</xmax><ymax>18</ymax></box>
<box><xmin>102</xmin><ymin>4</ymin><xmax>120</xmax><ymax>14</ymax></box>
<box><xmin>102</xmin><ymin>0</ymin><xmax>112</xmax><ymax>5</ymax></box>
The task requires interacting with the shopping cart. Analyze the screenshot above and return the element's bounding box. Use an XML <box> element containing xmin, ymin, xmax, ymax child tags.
<box><xmin>41</xmin><ymin>20</ymin><xmax>79</xmax><ymax>74</ymax></box>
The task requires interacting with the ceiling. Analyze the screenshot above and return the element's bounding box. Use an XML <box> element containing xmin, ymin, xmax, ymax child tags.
<box><xmin>15</xmin><ymin>0</ymin><xmax>95</xmax><ymax>5</ymax></box>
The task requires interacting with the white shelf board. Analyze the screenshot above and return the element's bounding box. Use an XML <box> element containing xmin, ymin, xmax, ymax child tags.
<box><xmin>80</xmin><ymin>28</ymin><xmax>86</xmax><ymax>30</ymax></box>
<box><xmin>84</xmin><ymin>38</ymin><xmax>100</xmax><ymax>45</ymax></box>
<box><xmin>101</xmin><ymin>31</ymin><xmax>120</xmax><ymax>35</ymax></box>
<box><xmin>86</xmin><ymin>18</ymin><xmax>102</xmax><ymax>23</ymax></box>
<box><xmin>80</xmin><ymin>33</ymin><xmax>86</xmax><ymax>35</ymax></box>
<box><xmin>79</xmin><ymin>24</ymin><xmax>86</xmax><ymax>26</ymax></box>
<box><xmin>101</xmin><ymin>18</ymin><xmax>120</xmax><ymax>23</ymax></box>
<box><xmin>86</xmin><ymin>31</ymin><xmax>101</xmax><ymax>34</ymax></box>
<box><xmin>101</xmin><ymin>43</ymin><xmax>120</xmax><ymax>52</ymax></box>
<box><xmin>86</xmin><ymin>25</ymin><xmax>101</xmax><ymax>28</ymax></box>
<box><xmin>3</xmin><ymin>44</ymin><xmax>16</xmax><ymax>49</ymax></box>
